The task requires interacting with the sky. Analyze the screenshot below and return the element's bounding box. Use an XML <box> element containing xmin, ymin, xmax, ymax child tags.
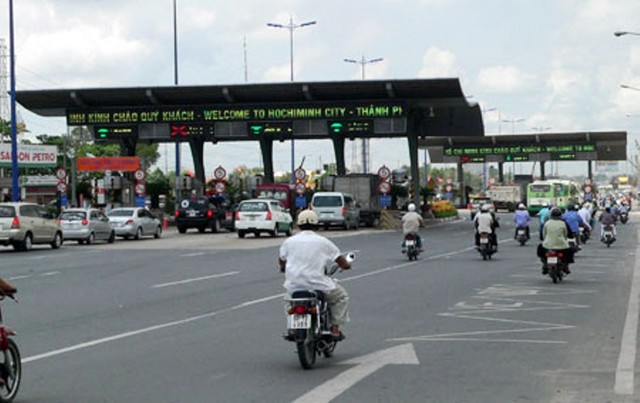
<box><xmin>1</xmin><ymin>0</ymin><xmax>640</xmax><ymax>179</ymax></box>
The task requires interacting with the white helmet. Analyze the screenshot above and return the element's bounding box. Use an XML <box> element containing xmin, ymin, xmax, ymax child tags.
<box><xmin>518</xmin><ymin>203</ymin><xmax>525</xmax><ymax>210</ymax></box>
<box><xmin>408</xmin><ymin>203</ymin><xmax>416</xmax><ymax>212</ymax></box>
<box><xmin>297</xmin><ymin>210</ymin><xmax>318</xmax><ymax>226</ymax></box>
<box><xmin>480</xmin><ymin>204</ymin><xmax>490</xmax><ymax>212</ymax></box>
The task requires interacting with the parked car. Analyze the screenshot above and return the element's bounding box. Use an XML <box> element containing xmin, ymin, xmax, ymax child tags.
<box><xmin>107</xmin><ymin>207</ymin><xmax>162</xmax><ymax>240</ymax></box>
<box><xmin>234</xmin><ymin>198</ymin><xmax>293</xmax><ymax>238</ymax></box>
<box><xmin>0</xmin><ymin>202</ymin><xmax>63</xmax><ymax>251</ymax></box>
<box><xmin>59</xmin><ymin>208</ymin><xmax>115</xmax><ymax>244</ymax></box>
<box><xmin>175</xmin><ymin>195</ymin><xmax>233</xmax><ymax>234</ymax></box>
<box><xmin>310</xmin><ymin>192</ymin><xmax>360</xmax><ymax>230</ymax></box>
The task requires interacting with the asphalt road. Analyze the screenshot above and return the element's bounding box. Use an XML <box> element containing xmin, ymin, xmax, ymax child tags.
<box><xmin>0</xmin><ymin>213</ymin><xmax>638</xmax><ymax>402</ymax></box>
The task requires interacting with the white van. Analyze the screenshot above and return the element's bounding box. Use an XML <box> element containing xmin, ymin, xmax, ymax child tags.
<box><xmin>310</xmin><ymin>192</ymin><xmax>360</xmax><ymax>230</ymax></box>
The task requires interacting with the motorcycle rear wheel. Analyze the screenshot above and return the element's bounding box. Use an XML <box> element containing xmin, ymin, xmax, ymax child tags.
<box><xmin>550</xmin><ymin>266</ymin><xmax>560</xmax><ymax>284</ymax></box>
<box><xmin>296</xmin><ymin>330</ymin><xmax>316</xmax><ymax>370</ymax></box>
<box><xmin>0</xmin><ymin>339</ymin><xmax>21</xmax><ymax>403</ymax></box>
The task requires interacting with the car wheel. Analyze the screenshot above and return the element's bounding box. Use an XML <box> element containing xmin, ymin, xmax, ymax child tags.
<box><xmin>50</xmin><ymin>232</ymin><xmax>63</xmax><ymax>249</ymax></box>
<box><xmin>86</xmin><ymin>232</ymin><xmax>95</xmax><ymax>245</ymax></box>
<box><xmin>212</xmin><ymin>219</ymin><xmax>221</xmax><ymax>233</ymax></box>
<box><xmin>22</xmin><ymin>233</ymin><xmax>33</xmax><ymax>251</ymax></box>
<box><xmin>178</xmin><ymin>226</ymin><xmax>187</xmax><ymax>234</ymax></box>
<box><xmin>238</xmin><ymin>230</ymin><xmax>245</xmax><ymax>238</ymax></box>
<box><xmin>269</xmin><ymin>230</ymin><xmax>277</xmax><ymax>238</ymax></box>
<box><xmin>198</xmin><ymin>226</ymin><xmax>206</xmax><ymax>233</ymax></box>
<box><xmin>255</xmin><ymin>232</ymin><xmax>261</xmax><ymax>238</ymax></box>
<box><xmin>285</xmin><ymin>224</ymin><xmax>292</xmax><ymax>237</ymax></box>
<box><xmin>77</xmin><ymin>240</ymin><xmax>85</xmax><ymax>245</ymax></box>
<box><xmin>154</xmin><ymin>226</ymin><xmax>162</xmax><ymax>239</ymax></box>
<box><xmin>134</xmin><ymin>227</ymin><xmax>143</xmax><ymax>240</ymax></box>
<box><xmin>108</xmin><ymin>231</ymin><xmax>116</xmax><ymax>243</ymax></box>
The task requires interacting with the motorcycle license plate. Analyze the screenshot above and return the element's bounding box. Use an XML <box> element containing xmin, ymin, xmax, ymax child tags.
<box><xmin>517</xmin><ymin>230</ymin><xmax>525</xmax><ymax>235</ymax></box>
<box><xmin>604</xmin><ymin>231</ymin><xmax>613</xmax><ymax>237</ymax></box>
<box><xmin>547</xmin><ymin>256</ymin><xmax>558</xmax><ymax>265</ymax></box>
<box><xmin>406</xmin><ymin>240</ymin><xmax>415</xmax><ymax>246</ymax></box>
<box><xmin>480</xmin><ymin>237</ymin><xmax>489</xmax><ymax>244</ymax></box>
<box><xmin>288</xmin><ymin>314</ymin><xmax>311</xmax><ymax>329</ymax></box>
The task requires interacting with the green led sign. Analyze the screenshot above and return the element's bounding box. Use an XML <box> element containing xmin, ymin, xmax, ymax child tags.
<box><xmin>444</xmin><ymin>144</ymin><xmax>596</xmax><ymax>157</ymax></box>
<box><xmin>330</xmin><ymin>122</ymin><xmax>343</xmax><ymax>133</ymax></box>
<box><xmin>248</xmin><ymin>122</ymin><xmax>293</xmax><ymax>136</ymax></box>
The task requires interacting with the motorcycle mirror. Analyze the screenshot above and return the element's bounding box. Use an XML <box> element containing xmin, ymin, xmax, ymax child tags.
<box><xmin>346</xmin><ymin>252</ymin><xmax>356</xmax><ymax>263</ymax></box>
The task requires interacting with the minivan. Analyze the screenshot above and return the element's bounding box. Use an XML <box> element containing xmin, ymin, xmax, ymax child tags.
<box><xmin>310</xmin><ymin>192</ymin><xmax>360</xmax><ymax>230</ymax></box>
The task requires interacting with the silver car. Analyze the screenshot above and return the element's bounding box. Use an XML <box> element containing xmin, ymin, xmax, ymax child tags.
<box><xmin>107</xmin><ymin>207</ymin><xmax>162</xmax><ymax>240</ymax></box>
<box><xmin>59</xmin><ymin>208</ymin><xmax>115</xmax><ymax>244</ymax></box>
<box><xmin>0</xmin><ymin>202</ymin><xmax>63</xmax><ymax>251</ymax></box>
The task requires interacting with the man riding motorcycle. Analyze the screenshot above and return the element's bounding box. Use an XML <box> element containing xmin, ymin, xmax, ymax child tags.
<box><xmin>279</xmin><ymin>210</ymin><xmax>351</xmax><ymax>340</ymax></box>
<box><xmin>513</xmin><ymin>203</ymin><xmax>531</xmax><ymax>240</ymax></box>
<box><xmin>562</xmin><ymin>203</ymin><xmax>590</xmax><ymax>248</ymax></box>
<box><xmin>537</xmin><ymin>202</ymin><xmax>551</xmax><ymax>241</ymax></box>
<box><xmin>474</xmin><ymin>204</ymin><xmax>499</xmax><ymax>251</ymax></box>
<box><xmin>598</xmin><ymin>206</ymin><xmax>617</xmax><ymax>242</ymax></box>
<box><xmin>538</xmin><ymin>207</ymin><xmax>575</xmax><ymax>274</ymax></box>
<box><xmin>401</xmin><ymin>203</ymin><xmax>424</xmax><ymax>252</ymax></box>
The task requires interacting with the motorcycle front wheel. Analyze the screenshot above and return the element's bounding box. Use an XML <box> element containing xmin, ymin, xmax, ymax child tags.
<box><xmin>0</xmin><ymin>339</ymin><xmax>21</xmax><ymax>403</ymax></box>
<box><xmin>296</xmin><ymin>330</ymin><xmax>316</xmax><ymax>370</ymax></box>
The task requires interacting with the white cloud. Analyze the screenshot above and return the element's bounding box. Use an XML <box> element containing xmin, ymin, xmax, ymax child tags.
<box><xmin>476</xmin><ymin>66</ymin><xmax>535</xmax><ymax>94</ymax></box>
<box><xmin>417</xmin><ymin>47</ymin><xmax>458</xmax><ymax>78</ymax></box>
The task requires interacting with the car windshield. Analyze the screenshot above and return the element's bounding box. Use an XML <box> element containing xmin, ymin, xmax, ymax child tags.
<box><xmin>59</xmin><ymin>211</ymin><xmax>87</xmax><ymax>221</ymax></box>
<box><xmin>0</xmin><ymin>206</ymin><xmax>15</xmax><ymax>217</ymax></box>
<box><xmin>313</xmin><ymin>196</ymin><xmax>342</xmax><ymax>207</ymax></box>
<box><xmin>108</xmin><ymin>209</ymin><xmax>135</xmax><ymax>217</ymax></box>
<box><xmin>239</xmin><ymin>202</ymin><xmax>268</xmax><ymax>212</ymax></box>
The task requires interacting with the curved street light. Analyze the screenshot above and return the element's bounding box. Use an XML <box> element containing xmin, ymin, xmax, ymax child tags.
<box><xmin>615</xmin><ymin>31</ymin><xmax>640</xmax><ymax>37</ymax></box>
<box><xmin>621</xmin><ymin>84</ymin><xmax>640</xmax><ymax>92</ymax></box>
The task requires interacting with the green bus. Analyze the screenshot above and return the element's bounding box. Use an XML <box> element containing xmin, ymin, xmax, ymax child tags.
<box><xmin>526</xmin><ymin>179</ymin><xmax>580</xmax><ymax>215</ymax></box>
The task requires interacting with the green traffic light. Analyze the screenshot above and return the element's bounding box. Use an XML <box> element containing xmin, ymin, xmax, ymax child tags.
<box><xmin>250</xmin><ymin>125</ymin><xmax>263</xmax><ymax>134</ymax></box>
<box><xmin>97</xmin><ymin>128</ymin><xmax>109</xmax><ymax>139</ymax></box>
<box><xmin>506</xmin><ymin>155</ymin><xmax>512</xmax><ymax>161</ymax></box>
<box><xmin>330</xmin><ymin>122</ymin><xmax>343</xmax><ymax>133</ymax></box>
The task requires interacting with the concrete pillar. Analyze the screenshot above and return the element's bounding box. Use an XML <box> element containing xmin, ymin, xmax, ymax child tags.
<box><xmin>259</xmin><ymin>138</ymin><xmax>274</xmax><ymax>183</ymax></box>
<box><xmin>588</xmin><ymin>160</ymin><xmax>592</xmax><ymax>181</ymax></box>
<box><xmin>540</xmin><ymin>161</ymin><xmax>546</xmax><ymax>180</ymax></box>
<box><xmin>188</xmin><ymin>138</ymin><xmax>205</xmax><ymax>185</ymax></box>
<box><xmin>457</xmin><ymin>162</ymin><xmax>465</xmax><ymax>207</ymax></box>
<box><xmin>332</xmin><ymin>136</ymin><xmax>346</xmax><ymax>176</ymax></box>
<box><xmin>407</xmin><ymin>134</ymin><xmax>420</xmax><ymax>207</ymax></box>
<box><xmin>498</xmin><ymin>162</ymin><xmax>504</xmax><ymax>183</ymax></box>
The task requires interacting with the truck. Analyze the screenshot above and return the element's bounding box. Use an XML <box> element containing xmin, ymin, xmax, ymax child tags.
<box><xmin>256</xmin><ymin>183</ymin><xmax>295</xmax><ymax>212</ymax></box>
<box><xmin>332</xmin><ymin>174</ymin><xmax>381</xmax><ymax>227</ymax></box>
<box><xmin>486</xmin><ymin>185</ymin><xmax>525</xmax><ymax>212</ymax></box>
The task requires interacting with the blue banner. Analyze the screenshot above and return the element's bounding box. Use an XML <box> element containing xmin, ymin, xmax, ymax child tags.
<box><xmin>379</xmin><ymin>194</ymin><xmax>391</xmax><ymax>208</ymax></box>
<box><xmin>135</xmin><ymin>196</ymin><xmax>146</xmax><ymax>208</ymax></box>
<box><xmin>295</xmin><ymin>195</ymin><xmax>307</xmax><ymax>208</ymax></box>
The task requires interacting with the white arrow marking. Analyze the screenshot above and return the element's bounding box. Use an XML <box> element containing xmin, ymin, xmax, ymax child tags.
<box><xmin>293</xmin><ymin>343</ymin><xmax>419</xmax><ymax>403</ymax></box>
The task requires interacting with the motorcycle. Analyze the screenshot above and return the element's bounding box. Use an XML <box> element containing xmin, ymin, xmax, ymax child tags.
<box><xmin>403</xmin><ymin>233</ymin><xmax>421</xmax><ymax>261</ymax></box>
<box><xmin>602</xmin><ymin>225</ymin><xmax>616</xmax><ymax>248</ymax></box>
<box><xmin>579</xmin><ymin>226</ymin><xmax>590</xmax><ymax>244</ymax></box>
<box><xmin>620</xmin><ymin>211</ymin><xmax>629</xmax><ymax>225</ymax></box>
<box><xmin>544</xmin><ymin>250</ymin><xmax>568</xmax><ymax>284</ymax></box>
<box><xmin>568</xmin><ymin>233</ymin><xmax>579</xmax><ymax>253</ymax></box>
<box><xmin>0</xmin><ymin>292</ymin><xmax>20</xmax><ymax>402</ymax></box>
<box><xmin>478</xmin><ymin>232</ymin><xmax>496</xmax><ymax>260</ymax></box>
<box><xmin>284</xmin><ymin>251</ymin><xmax>356</xmax><ymax>370</ymax></box>
<box><xmin>515</xmin><ymin>226</ymin><xmax>528</xmax><ymax>246</ymax></box>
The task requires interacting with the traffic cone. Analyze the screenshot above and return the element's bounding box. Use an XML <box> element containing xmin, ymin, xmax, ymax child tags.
<box><xmin>163</xmin><ymin>217</ymin><xmax>169</xmax><ymax>229</ymax></box>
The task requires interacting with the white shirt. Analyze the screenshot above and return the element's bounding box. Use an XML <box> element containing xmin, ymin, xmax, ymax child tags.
<box><xmin>402</xmin><ymin>211</ymin><xmax>423</xmax><ymax>235</ymax></box>
<box><xmin>577</xmin><ymin>208</ymin><xmax>592</xmax><ymax>230</ymax></box>
<box><xmin>474</xmin><ymin>212</ymin><xmax>494</xmax><ymax>233</ymax></box>
<box><xmin>280</xmin><ymin>230</ymin><xmax>341</xmax><ymax>293</ymax></box>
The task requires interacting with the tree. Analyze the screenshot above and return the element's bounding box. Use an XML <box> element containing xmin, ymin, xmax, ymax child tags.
<box><xmin>135</xmin><ymin>143</ymin><xmax>160</xmax><ymax>171</ymax></box>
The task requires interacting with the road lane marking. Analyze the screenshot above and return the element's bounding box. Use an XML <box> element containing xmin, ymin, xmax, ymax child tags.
<box><xmin>151</xmin><ymin>271</ymin><xmax>239</xmax><ymax>288</ymax></box>
<box><xmin>180</xmin><ymin>252</ymin><xmax>206</xmax><ymax>257</ymax></box>
<box><xmin>7</xmin><ymin>275</ymin><xmax>31</xmax><ymax>281</ymax></box>
<box><xmin>40</xmin><ymin>271</ymin><xmax>60</xmax><ymax>277</ymax></box>
<box><xmin>614</xmin><ymin>228</ymin><xmax>640</xmax><ymax>395</ymax></box>
<box><xmin>294</xmin><ymin>343</ymin><xmax>419</xmax><ymax>403</ymax></box>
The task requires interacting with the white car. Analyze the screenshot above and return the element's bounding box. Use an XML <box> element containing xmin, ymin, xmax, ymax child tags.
<box><xmin>107</xmin><ymin>207</ymin><xmax>162</xmax><ymax>240</ymax></box>
<box><xmin>59</xmin><ymin>208</ymin><xmax>115</xmax><ymax>244</ymax></box>
<box><xmin>234</xmin><ymin>199</ymin><xmax>293</xmax><ymax>238</ymax></box>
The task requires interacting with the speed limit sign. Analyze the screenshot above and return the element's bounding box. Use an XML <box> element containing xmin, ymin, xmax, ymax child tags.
<box><xmin>134</xmin><ymin>170</ymin><xmax>145</xmax><ymax>181</ymax></box>
<box><xmin>213</xmin><ymin>166</ymin><xmax>227</xmax><ymax>180</ymax></box>
<box><xmin>55</xmin><ymin>167</ymin><xmax>67</xmax><ymax>180</ymax></box>
<box><xmin>295</xmin><ymin>182</ymin><xmax>306</xmax><ymax>195</ymax></box>
<box><xmin>378</xmin><ymin>181</ymin><xmax>391</xmax><ymax>194</ymax></box>
<box><xmin>56</xmin><ymin>182</ymin><xmax>67</xmax><ymax>193</ymax></box>
<box><xmin>294</xmin><ymin>168</ymin><xmax>307</xmax><ymax>181</ymax></box>
<box><xmin>135</xmin><ymin>183</ymin><xmax>146</xmax><ymax>196</ymax></box>
<box><xmin>214</xmin><ymin>181</ymin><xmax>226</xmax><ymax>194</ymax></box>
<box><xmin>377</xmin><ymin>165</ymin><xmax>391</xmax><ymax>180</ymax></box>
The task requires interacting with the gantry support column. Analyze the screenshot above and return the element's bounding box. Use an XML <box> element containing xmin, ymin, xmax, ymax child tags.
<box><xmin>189</xmin><ymin>138</ymin><xmax>206</xmax><ymax>186</ymax></box>
<box><xmin>259</xmin><ymin>137</ymin><xmax>275</xmax><ymax>183</ymax></box>
<box><xmin>332</xmin><ymin>136</ymin><xmax>346</xmax><ymax>176</ymax></box>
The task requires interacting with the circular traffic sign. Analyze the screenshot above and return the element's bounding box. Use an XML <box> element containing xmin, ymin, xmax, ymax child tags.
<box><xmin>180</xmin><ymin>199</ymin><xmax>190</xmax><ymax>209</ymax></box>
<box><xmin>134</xmin><ymin>170</ymin><xmax>146</xmax><ymax>181</ymax></box>
<box><xmin>55</xmin><ymin>167</ymin><xmax>67</xmax><ymax>180</ymax></box>
<box><xmin>135</xmin><ymin>183</ymin><xmax>146</xmax><ymax>196</ymax></box>
<box><xmin>213</xmin><ymin>166</ymin><xmax>227</xmax><ymax>180</ymax></box>
<box><xmin>214</xmin><ymin>181</ymin><xmax>226</xmax><ymax>194</ymax></box>
<box><xmin>294</xmin><ymin>168</ymin><xmax>307</xmax><ymax>181</ymax></box>
<box><xmin>378</xmin><ymin>181</ymin><xmax>391</xmax><ymax>194</ymax></box>
<box><xmin>57</xmin><ymin>182</ymin><xmax>67</xmax><ymax>193</ymax></box>
<box><xmin>295</xmin><ymin>182</ymin><xmax>306</xmax><ymax>195</ymax></box>
<box><xmin>377</xmin><ymin>165</ymin><xmax>391</xmax><ymax>180</ymax></box>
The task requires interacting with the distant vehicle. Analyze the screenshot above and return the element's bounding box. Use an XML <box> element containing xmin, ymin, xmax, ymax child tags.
<box><xmin>468</xmin><ymin>196</ymin><xmax>494</xmax><ymax>220</ymax></box>
<box><xmin>0</xmin><ymin>202</ymin><xmax>63</xmax><ymax>251</ymax></box>
<box><xmin>256</xmin><ymin>183</ymin><xmax>294</xmax><ymax>212</ymax></box>
<box><xmin>527</xmin><ymin>179</ymin><xmax>580</xmax><ymax>215</ymax></box>
<box><xmin>59</xmin><ymin>208</ymin><xmax>115</xmax><ymax>244</ymax></box>
<box><xmin>332</xmin><ymin>174</ymin><xmax>380</xmax><ymax>227</ymax></box>
<box><xmin>486</xmin><ymin>185</ymin><xmax>524</xmax><ymax>212</ymax></box>
<box><xmin>235</xmin><ymin>199</ymin><xmax>293</xmax><ymax>238</ymax></box>
<box><xmin>310</xmin><ymin>192</ymin><xmax>360</xmax><ymax>230</ymax></box>
<box><xmin>175</xmin><ymin>195</ymin><xmax>233</xmax><ymax>233</ymax></box>
<box><xmin>107</xmin><ymin>207</ymin><xmax>162</xmax><ymax>240</ymax></box>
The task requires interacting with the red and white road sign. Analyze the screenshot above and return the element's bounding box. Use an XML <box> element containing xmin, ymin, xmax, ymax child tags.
<box><xmin>214</xmin><ymin>181</ymin><xmax>226</xmax><ymax>194</ymax></box>
<box><xmin>295</xmin><ymin>182</ymin><xmax>307</xmax><ymax>195</ymax></box>
<box><xmin>135</xmin><ymin>183</ymin><xmax>146</xmax><ymax>196</ymax></box>
<box><xmin>377</xmin><ymin>165</ymin><xmax>391</xmax><ymax>180</ymax></box>
<box><xmin>55</xmin><ymin>167</ymin><xmax>67</xmax><ymax>180</ymax></box>
<box><xmin>134</xmin><ymin>170</ymin><xmax>146</xmax><ymax>181</ymax></box>
<box><xmin>378</xmin><ymin>181</ymin><xmax>391</xmax><ymax>194</ymax></box>
<box><xmin>294</xmin><ymin>168</ymin><xmax>307</xmax><ymax>181</ymax></box>
<box><xmin>56</xmin><ymin>182</ymin><xmax>67</xmax><ymax>193</ymax></box>
<box><xmin>213</xmin><ymin>166</ymin><xmax>227</xmax><ymax>180</ymax></box>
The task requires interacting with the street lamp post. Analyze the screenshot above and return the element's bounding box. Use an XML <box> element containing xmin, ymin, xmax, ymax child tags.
<box><xmin>502</xmin><ymin>117</ymin><xmax>526</xmax><ymax>134</ymax></box>
<box><xmin>173</xmin><ymin>0</ymin><xmax>180</xmax><ymax>193</ymax></box>
<box><xmin>621</xmin><ymin>84</ymin><xmax>640</xmax><ymax>92</ymax></box>
<box><xmin>8</xmin><ymin>0</ymin><xmax>18</xmax><ymax>201</ymax></box>
<box><xmin>344</xmin><ymin>55</ymin><xmax>383</xmax><ymax>173</ymax></box>
<box><xmin>267</xmin><ymin>16</ymin><xmax>316</xmax><ymax>183</ymax></box>
<box><xmin>615</xmin><ymin>31</ymin><xmax>640</xmax><ymax>37</ymax></box>
<box><xmin>481</xmin><ymin>106</ymin><xmax>497</xmax><ymax>190</ymax></box>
